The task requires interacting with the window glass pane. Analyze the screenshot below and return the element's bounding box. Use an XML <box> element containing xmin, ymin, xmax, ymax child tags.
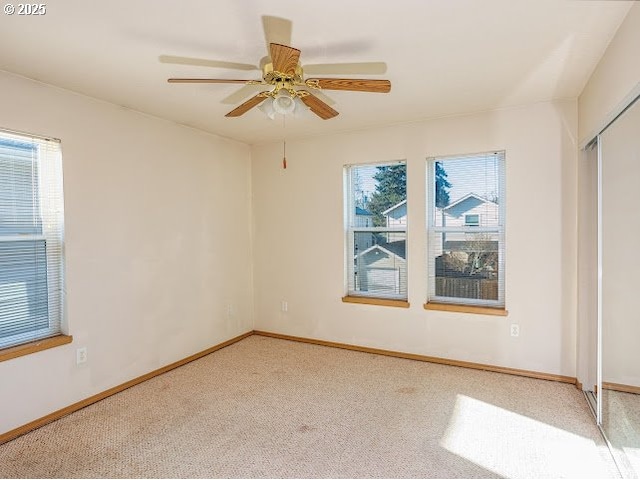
<box><xmin>434</xmin><ymin>231</ymin><xmax>500</xmax><ymax>301</ymax></box>
<box><xmin>0</xmin><ymin>240</ymin><xmax>49</xmax><ymax>339</ymax></box>
<box><xmin>350</xmin><ymin>163</ymin><xmax>406</xmax><ymax>228</ymax></box>
<box><xmin>352</xmin><ymin>231</ymin><xmax>407</xmax><ymax>297</ymax></box>
<box><xmin>0</xmin><ymin>139</ymin><xmax>42</xmax><ymax>235</ymax></box>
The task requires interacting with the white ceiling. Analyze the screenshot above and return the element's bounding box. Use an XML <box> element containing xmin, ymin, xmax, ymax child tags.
<box><xmin>0</xmin><ymin>0</ymin><xmax>632</xmax><ymax>145</ymax></box>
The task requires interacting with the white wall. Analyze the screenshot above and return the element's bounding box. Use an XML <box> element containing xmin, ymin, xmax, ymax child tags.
<box><xmin>579</xmin><ymin>3</ymin><xmax>640</xmax><ymax>144</ymax></box>
<box><xmin>0</xmin><ymin>71</ymin><xmax>254</xmax><ymax>435</ymax></box>
<box><xmin>252</xmin><ymin>100</ymin><xmax>578</xmax><ymax>377</ymax></box>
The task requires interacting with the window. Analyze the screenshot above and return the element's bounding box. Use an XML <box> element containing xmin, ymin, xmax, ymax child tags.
<box><xmin>0</xmin><ymin>129</ymin><xmax>65</xmax><ymax>350</ymax></box>
<box><xmin>345</xmin><ymin>162</ymin><xmax>407</xmax><ymax>303</ymax></box>
<box><xmin>465</xmin><ymin>214</ymin><xmax>480</xmax><ymax>226</ymax></box>
<box><xmin>427</xmin><ymin>152</ymin><xmax>505</xmax><ymax>308</ymax></box>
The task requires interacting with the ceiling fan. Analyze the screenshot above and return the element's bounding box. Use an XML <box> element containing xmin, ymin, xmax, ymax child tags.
<box><xmin>166</xmin><ymin>42</ymin><xmax>391</xmax><ymax>120</ymax></box>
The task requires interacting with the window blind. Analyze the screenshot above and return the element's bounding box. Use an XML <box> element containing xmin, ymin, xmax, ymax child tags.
<box><xmin>0</xmin><ymin>129</ymin><xmax>65</xmax><ymax>349</ymax></box>
<box><xmin>345</xmin><ymin>161</ymin><xmax>407</xmax><ymax>300</ymax></box>
<box><xmin>427</xmin><ymin>152</ymin><xmax>505</xmax><ymax>307</ymax></box>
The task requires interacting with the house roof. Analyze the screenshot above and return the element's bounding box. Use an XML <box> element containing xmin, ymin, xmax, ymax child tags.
<box><xmin>443</xmin><ymin>193</ymin><xmax>496</xmax><ymax>211</ymax></box>
<box><xmin>382</xmin><ymin>240</ymin><xmax>406</xmax><ymax>258</ymax></box>
<box><xmin>355</xmin><ymin>207</ymin><xmax>372</xmax><ymax>216</ymax></box>
<box><xmin>382</xmin><ymin>199</ymin><xmax>407</xmax><ymax>216</ymax></box>
<box><xmin>357</xmin><ymin>240</ymin><xmax>406</xmax><ymax>261</ymax></box>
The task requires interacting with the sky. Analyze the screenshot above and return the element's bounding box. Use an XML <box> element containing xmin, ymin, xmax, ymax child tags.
<box><xmin>351</xmin><ymin>153</ymin><xmax>503</xmax><ymax>207</ymax></box>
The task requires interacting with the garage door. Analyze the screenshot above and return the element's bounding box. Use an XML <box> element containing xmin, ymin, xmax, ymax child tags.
<box><xmin>365</xmin><ymin>267</ymin><xmax>400</xmax><ymax>295</ymax></box>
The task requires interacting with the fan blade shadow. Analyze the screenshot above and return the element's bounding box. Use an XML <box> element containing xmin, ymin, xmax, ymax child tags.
<box><xmin>303</xmin><ymin>62</ymin><xmax>387</xmax><ymax>75</ymax></box>
<box><xmin>262</xmin><ymin>15</ymin><xmax>292</xmax><ymax>49</ymax></box>
<box><xmin>311</xmin><ymin>90</ymin><xmax>336</xmax><ymax>106</ymax></box>
<box><xmin>159</xmin><ymin>55</ymin><xmax>259</xmax><ymax>71</ymax></box>
<box><xmin>303</xmin><ymin>39</ymin><xmax>373</xmax><ymax>58</ymax></box>
<box><xmin>221</xmin><ymin>84</ymin><xmax>264</xmax><ymax>105</ymax></box>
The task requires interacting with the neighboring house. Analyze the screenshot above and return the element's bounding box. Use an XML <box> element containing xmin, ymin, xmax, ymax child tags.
<box><xmin>381</xmin><ymin>199</ymin><xmax>407</xmax><ymax>243</ymax></box>
<box><xmin>354</xmin><ymin>206</ymin><xmax>373</xmax><ymax>227</ymax></box>
<box><xmin>382</xmin><ymin>199</ymin><xmax>407</xmax><ymax>228</ymax></box>
<box><xmin>432</xmin><ymin>193</ymin><xmax>499</xmax><ymax>254</ymax></box>
<box><xmin>354</xmin><ymin>241</ymin><xmax>406</xmax><ymax>297</ymax></box>
<box><xmin>435</xmin><ymin>193</ymin><xmax>498</xmax><ymax>228</ymax></box>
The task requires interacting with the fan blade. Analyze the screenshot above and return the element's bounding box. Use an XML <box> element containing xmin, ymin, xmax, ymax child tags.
<box><xmin>300</xmin><ymin>93</ymin><xmax>339</xmax><ymax>120</ymax></box>
<box><xmin>262</xmin><ymin>16</ymin><xmax>292</xmax><ymax>50</ymax></box>
<box><xmin>168</xmin><ymin>78</ymin><xmax>255</xmax><ymax>84</ymax></box>
<box><xmin>225</xmin><ymin>94</ymin><xmax>268</xmax><ymax>117</ymax></box>
<box><xmin>270</xmin><ymin>43</ymin><xmax>301</xmax><ymax>76</ymax></box>
<box><xmin>303</xmin><ymin>62</ymin><xmax>387</xmax><ymax>75</ymax></box>
<box><xmin>307</xmin><ymin>78</ymin><xmax>391</xmax><ymax>93</ymax></box>
<box><xmin>159</xmin><ymin>55</ymin><xmax>258</xmax><ymax>71</ymax></box>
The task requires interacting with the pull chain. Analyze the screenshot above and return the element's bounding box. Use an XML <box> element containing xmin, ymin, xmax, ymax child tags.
<box><xmin>283</xmin><ymin>139</ymin><xmax>287</xmax><ymax>169</ymax></box>
<box><xmin>282</xmin><ymin>115</ymin><xmax>287</xmax><ymax>169</ymax></box>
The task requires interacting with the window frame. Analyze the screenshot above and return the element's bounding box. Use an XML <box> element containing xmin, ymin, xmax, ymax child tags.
<box><xmin>0</xmin><ymin>128</ymin><xmax>67</xmax><ymax>354</ymax></box>
<box><xmin>344</xmin><ymin>160</ymin><xmax>408</xmax><ymax>303</ymax></box>
<box><xmin>426</xmin><ymin>151</ymin><xmax>506</xmax><ymax>309</ymax></box>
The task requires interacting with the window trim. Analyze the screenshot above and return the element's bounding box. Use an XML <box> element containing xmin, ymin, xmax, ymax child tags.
<box><xmin>0</xmin><ymin>334</ymin><xmax>72</xmax><ymax>362</ymax></box>
<box><xmin>344</xmin><ymin>161</ymin><xmax>408</xmax><ymax>302</ymax></box>
<box><xmin>424</xmin><ymin>302</ymin><xmax>507</xmax><ymax>316</ymax></box>
<box><xmin>343</xmin><ymin>296</ymin><xmax>410</xmax><ymax>308</ymax></box>
<box><xmin>426</xmin><ymin>151</ymin><xmax>506</xmax><ymax>308</ymax></box>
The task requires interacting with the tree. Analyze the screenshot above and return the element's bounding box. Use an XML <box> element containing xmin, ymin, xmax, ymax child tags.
<box><xmin>435</xmin><ymin>162</ymin><xmax>451</xmax><ymax>251</ymax></box>
<box><xmin>366</xmin><ymin>164</ymin><xmax>406</xmax><ymax>227</ymax></box>
<box><xmin>435</xmin><ymin>162</ymin><xmax>451</xmax><ymax>209</ymax></box>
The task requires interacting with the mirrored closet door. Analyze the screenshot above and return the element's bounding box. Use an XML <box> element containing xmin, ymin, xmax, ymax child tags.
<box><xmin>599</xmin><ymin>96</ymin><xmax>640</xmax><ymax>478</ymax></box>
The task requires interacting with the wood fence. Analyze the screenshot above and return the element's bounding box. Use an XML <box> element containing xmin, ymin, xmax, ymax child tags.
<box><xmin>436</xmin><ymin>277</ymin><xmax>498</xmax><ymax>300</ymax></box>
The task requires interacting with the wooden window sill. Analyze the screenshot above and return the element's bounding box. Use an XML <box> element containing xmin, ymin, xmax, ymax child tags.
<box><xmin>0</xmin><ymin>335</ymin><xmax>73</xmax><ymax>363</ymax></box>
<box><xmin>424</xmin><ymin>302</ymin><xmax>508</xmax><ymax>316</ymax></box>
<box><xmin>342</xmin><ymin>296</ymin><xmax>410</xmax><ymax>308</ymax></box>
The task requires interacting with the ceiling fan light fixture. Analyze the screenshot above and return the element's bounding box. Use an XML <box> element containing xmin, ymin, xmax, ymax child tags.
<box><xmin>293</xmin><ymin>96</ymin><xmax>311</xmax><ymax>118</ymax></box>
<box><xmin>272</xmin><ymin>91</ymin><xmax>296</xmax><ymax>115</ymax></box>
<box><xmin>258</xmin><ymin>98</ymin><xmax>277</xmax><ymax>120</ymax></box>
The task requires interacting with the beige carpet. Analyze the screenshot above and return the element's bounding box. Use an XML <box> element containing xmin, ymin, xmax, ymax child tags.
<box><xmin>0</xmin><ymin>335</ymin><xmax>620</xmax><ymax>478</ymax></box>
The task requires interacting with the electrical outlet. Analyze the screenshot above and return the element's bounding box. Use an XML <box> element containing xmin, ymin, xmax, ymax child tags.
<box><xmin>510</xmin><ymin>324</ymin><xmax>520</xmax><ymax>337</ymax></box>
<box><xmin>281</xmin><ymin>301</ymin><xmax>288</xmax><ymax>313</ymax></box>
<box><xmin>76</xmin><ymin>347</ymin><xmax>87</xmax><ymax>365</ymax></box>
